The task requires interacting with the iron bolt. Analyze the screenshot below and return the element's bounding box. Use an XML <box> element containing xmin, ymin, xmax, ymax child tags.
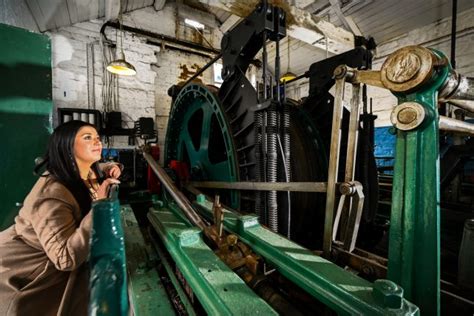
<box><xmin>372</xmin><ymin>279</ymin><xmax>404</xmax><ymax>309</ymax></box>
<box><xmin>227</xmin><ymin>234</ymin><xmax>238</xmax><ymax>246</ymax></box>
<box><xmin>390</xmin><ymin>102</ymin><xmax>426</xmax><ymax>131</ymax></box>
<box><xmin>339</xmin><ymin>182</ymin><xmax>356</xmax><ymax>196</ymax></box>
<box><xmin>397</xmin><ymin>107</ymin><xmax>418</xmax><ymax>124</ymax></box>
<box><xmin>196</xmin><ymin>194</ymin><xmax>206</xmax><ymax>203</ymax></box>
<box><xmin>362</xmin><ymin>265</ymin><xmax>374</xmax><ymax>275</ymax></box>
<box><xmin>333</xmin><ymin>65</ymin><xmax>347</xmax><ymax>79</ymax></box>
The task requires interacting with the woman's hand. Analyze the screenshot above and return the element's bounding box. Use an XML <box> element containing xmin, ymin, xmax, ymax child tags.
<box><xmin>107</xmin><ymin>164</ymin><xmax>122</xmax><ymax>179</ymax></box>
<box><xmin>96</xmin><ymin>178</ymin><xmax>121</xmax><ymax>200</ymax></box>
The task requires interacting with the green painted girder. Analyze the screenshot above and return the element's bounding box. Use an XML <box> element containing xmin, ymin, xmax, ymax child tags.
<box><xmin>147</xmin><ymin>205</ymin><xmax>278</xmax><ymax>315</ymax></box>
<box><xmin>387</xmin><ymin>50</ymin><xmax>450</xmax><ymax>316</ymax></box>
<box><xmin>89</xmin><ymin>199</ymin><xmax>129</xmax><ymax>316</ymax></box>
<box><xmin>149</xmin><ymin>234</ymin><xmax>197</xmax><ymax>316</ymax></box>
<box><xmin>121</xmin><ymin>205</ymin><xmax>176</xmax><ymax>315</ymax></box>
<box><xmin>193</xmin><ymin>195</ymin><xmax>419</xmax><ymax>315</ymax></box>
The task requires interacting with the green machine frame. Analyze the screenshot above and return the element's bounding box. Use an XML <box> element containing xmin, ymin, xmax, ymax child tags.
<box><xmin>88</xmin><ymin>45</ymin><xmax>474</xmax><ymax>315</ymax></box>
<box><xmin>349</xmin><ymin>45</ymin><xmax>472</xmax><ymax>315</ymax></box>
<box><xmin>386</xmin><ymin>48</ymin><xmax>449</xmax><ymax>316</ymax></box>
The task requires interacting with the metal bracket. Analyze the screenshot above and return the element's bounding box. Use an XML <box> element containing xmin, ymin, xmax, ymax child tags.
<box><xmin>332</xmin><ymin>181</ymin><xmax>365</xmax><ymax>252</ymax></box>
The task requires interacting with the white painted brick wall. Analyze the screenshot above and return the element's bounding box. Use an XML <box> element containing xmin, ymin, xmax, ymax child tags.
<box><xmin>50</xmin><ymin>3</ymin><xmax>219</xmax><ymax>153</ymax></box>
<box><xmin>370</xmin><ymin>7</ymin><xmax>474</xmax><ymax>126</ymax></box>
<box><xmin>154</xmin><ymin>49</ymin><xmax>213</xmax><ymax>159</ymax></box>
<box><xmin>286</xmin><ymin>7</ymin><xmax>474</xmax><ymax>127</ymax></box>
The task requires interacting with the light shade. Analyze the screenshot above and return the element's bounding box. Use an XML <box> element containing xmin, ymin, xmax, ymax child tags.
<box><xmin>280</xmin><ymin>72</ymin><xmax>297</xmax><ymax>83</ymax></box>
<box><xmin>107</xmin><ymin>51</ymin><xmax>136</xmax><ymax>76</ymax></box>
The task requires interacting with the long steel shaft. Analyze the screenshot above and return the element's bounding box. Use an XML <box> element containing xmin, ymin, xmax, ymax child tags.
<box><xmin>142</xmin><ymin>151</ymin><xmax>207</xmax><ymax>230</ymax></box>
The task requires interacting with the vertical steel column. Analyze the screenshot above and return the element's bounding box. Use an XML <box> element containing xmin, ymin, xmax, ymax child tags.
<box><xmin>384</xmin><ymin>48</ymin><xmax>451</xmax><ymax>316</ymax></box>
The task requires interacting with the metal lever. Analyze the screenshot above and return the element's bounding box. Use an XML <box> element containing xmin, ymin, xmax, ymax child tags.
<box><xmin>332</xmin><ymin>181</ymin><xmax>365</xmax><ymax>252</ymax></box>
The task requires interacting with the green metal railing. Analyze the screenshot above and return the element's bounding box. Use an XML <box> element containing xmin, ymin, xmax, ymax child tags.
<box><xmin>89</xmin><ymin>194</ymin><xmax>129</xmax><ymax>316</ymax></box>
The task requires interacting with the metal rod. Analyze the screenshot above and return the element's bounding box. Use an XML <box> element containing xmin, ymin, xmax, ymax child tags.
<box><xmin>262</xmin><ymin>31</ymin><xmax>268</xmax><ymax>100</ymax></box>
<box><xmin>344</xmin><ymin>83</ymin><xmax>361</xmax><ymax>182</ymax></box>
<box><xmin>323</xmin><ymin>75</ymin><xmax>346</xmax><ymax>257</ymax></box>
<box><xmin>451</xmin><ymin>0</ymin><xmax>457</xmax><ymax>69</ymax></box>
<box><xmin>142</xmin><ymin>151</ymin><xmax>207</xmax><ymax>230</ymax></box>
<box><xmin>439</xmin><ymin>115</ymin><xmax>474</xmax><ymax>135</ymax></box>
<box><xmin>188</xmin><ymin>181</ymin><xmax>328</xmax><ymax>192</ymax></box>
<box><xmin>444</xmin><ymin>99</ymin><xmax>474</xmax><ymax>113</ymax></box>
<box><xmin>449</xmin><ymin>76</ymin><xmax>474</xmax><ymax>101</ymax></box>
<box><xmin>275</xmin><ymin>30</ymin><xmax>281</xmax><ymax>102</ymax></box>
<box><xmin>183</xmin><ymin>52</ymin><xmax>223</xmax><ymax>88</ymax></box>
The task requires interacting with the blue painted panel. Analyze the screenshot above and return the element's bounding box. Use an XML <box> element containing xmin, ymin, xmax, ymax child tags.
<box><xmin>374</xmin><ymin>126</ymin><xmax>396</xmax><ymax>174</ymax></box>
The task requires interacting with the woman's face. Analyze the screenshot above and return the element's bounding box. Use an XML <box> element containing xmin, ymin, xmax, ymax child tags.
<box><xmin>74</xmin><ymin>126</ymin><xmax>102</xmax><ymax>166</ymax></box>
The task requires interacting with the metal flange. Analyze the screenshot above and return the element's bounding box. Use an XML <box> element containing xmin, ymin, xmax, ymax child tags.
<box><xmin>381</xmin><ymin>46</ymin><xmax>439</xmax><ymax>93</ymax></box>
<box><xmin>390</xmin><ymin>102</ymin><xmax>426</xmax><ymax>131</ymax></box>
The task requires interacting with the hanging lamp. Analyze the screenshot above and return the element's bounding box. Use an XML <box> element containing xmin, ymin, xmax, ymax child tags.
<box><xmin>107</xmin><ymin>8</ymin><xmax>136</xmax><ymax>76</ymax></box>
<box><xmin>280</xmin><ymin>37</ymin><xmax>296</xmax><ymax>83</ymax></box>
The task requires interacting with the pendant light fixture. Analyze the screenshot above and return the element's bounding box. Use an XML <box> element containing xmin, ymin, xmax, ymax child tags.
<box><xmin>280</xmin><ymin>37</ymin><xmax>296</xmax><ymax>83</ymax></box>
<box><xmin>106</xmin><ymin>6</ymin><xmax>136</xmax><ymax>76</ymax></box>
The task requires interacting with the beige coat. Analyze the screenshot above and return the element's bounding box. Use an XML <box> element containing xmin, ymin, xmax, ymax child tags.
<box><xmin>0</xmin><ymin>175</ymin><xmax>92</xmax><ymax>315</ymax></box>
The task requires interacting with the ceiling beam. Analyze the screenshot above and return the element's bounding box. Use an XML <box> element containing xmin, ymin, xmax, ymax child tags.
<box><xmin>219</xmin><ymin>14</ymin><xmax>240</xmax><ymax>34</ymax></box>
<box><xmin>200</xmin><ymin>0</ymin><xmax>354</xmax><ymax>54</ymax></box>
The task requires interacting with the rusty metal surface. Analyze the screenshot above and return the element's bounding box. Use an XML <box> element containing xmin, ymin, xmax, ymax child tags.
<box><xmin>188</xmin><ymin>180</ymin><xmax>328</xmax><ymax>192</ymax></box>
<box><xmin>390</xmin><ymin>102</ymin><xmax>426</xmax><ymax>131</ymax></box>
<box><xmin>380</xmin><ymin>46</ymin><xmax>438</xmax><ymax>93</ymax></box>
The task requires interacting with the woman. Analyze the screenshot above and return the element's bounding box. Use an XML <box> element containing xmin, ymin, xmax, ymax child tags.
<box><xmin>0</xmin><ymin>120</ymin><xmax>121</xmax><ymax>315</ymax></box>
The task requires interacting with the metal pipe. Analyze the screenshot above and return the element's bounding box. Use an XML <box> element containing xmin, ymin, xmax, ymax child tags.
<box><xmin>439</xmin><ymin>115</ymin><xmax>474</xmax><ymax>135</ymax></box>
<box><xmin>142</xmin><ymin>151</ymin><xmax>207</xmax><ymax>230</ymax></box>
<box><xmin>449</xmin><ymin>76</ymin><xmax>474</xmax><ymax>101</ymax></box>
<box><xmin>445</xmin><ymin>99</ymin><xmax>474</xmax><ymax>113</ymax></box>
<box><xmin>451</xmin><ymin>0</ymin><xmax>457</xmax><ymax>69</ymax></box>
<box><xmin>262</xmin><ymin>30</ymin><xmax>268</xmax><ymax>100</ymax></box>
<box><xmin>275</xmin><ymin>30</ymin><xmax>281</xmax><ymax>102</ymax></box>
<box><xmin>101</xmin><ymin>21</ymin><xmax>220</xmax><ymax>55</ymax></box>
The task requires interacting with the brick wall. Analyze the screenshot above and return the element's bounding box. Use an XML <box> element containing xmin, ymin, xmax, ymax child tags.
<box><xmin>370</xmin><ymin>7</ymin><xmax>474</xmax><ymax>126</ymax></box>
<box><xmin>50</xmin><ymin>3</ymin><xmax>218</xmax><ymax>152</ymax></box>
<box><xmin>286</xmin><ymin>7</ymin><xmax>474</xmax><ymax>127</ymax></box>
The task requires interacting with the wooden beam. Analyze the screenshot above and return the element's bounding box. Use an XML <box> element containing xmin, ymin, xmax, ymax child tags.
<box><xmin>200</xmin><ymin>0</ymin><xmax>353</xmax><ymax>54</ymax></box>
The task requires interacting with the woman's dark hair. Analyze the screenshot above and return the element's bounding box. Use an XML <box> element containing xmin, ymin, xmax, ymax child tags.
<box><xmin>35</xmin><ymin>120</ymin><xmax>102</xmax><ymax>217</ymax></box>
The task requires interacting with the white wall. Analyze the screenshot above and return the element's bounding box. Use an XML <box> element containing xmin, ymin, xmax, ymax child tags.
<box><xmin>370</xmin><ymin>7</ymin><xmax>474</xmax><ymax>126</ymax></box>
<box><xmin>49</xmin><ymin>3</ymin><xmax>217</xmax><ymax>152</ymax></box>
<box><xmin>286</xmin><ymin>7</ymin><xmax>474</xmax><ymax>127</ymax></box>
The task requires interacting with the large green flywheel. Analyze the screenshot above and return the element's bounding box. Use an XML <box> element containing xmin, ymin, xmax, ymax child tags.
<box><xmin>164</xmin><ymin>84</ymin><xmax>240</xmax><ymax>209</ymax></box>
<box><xmin>164</xmin><ymin>83</ymin><xmax>332</xmax><ymax>248</ymax></box>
